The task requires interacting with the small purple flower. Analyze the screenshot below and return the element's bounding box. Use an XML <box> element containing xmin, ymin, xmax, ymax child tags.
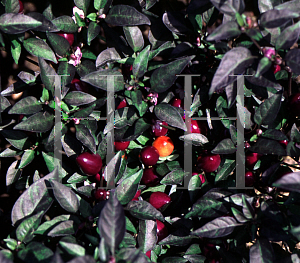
<box><xmin>126</xmin><ymin>86</ymin><xmax>134</xmax><ymax>91</ymax></box>
<box><xmin>144</xmin><ymin>87</ymin><xmax>151</xmax><ymax>92</ymax></box>
<box><xmin>68</xmin><ymin>47</ymin><xmax>82</xmax><ymax>66</ymax></box>
<box><xmin>147</xmin><ymin>92</ymin><xmax>158</xmax><ymax>105</ymax></box>
<box><xmin>263</xmin><ymin>47</ymin><xmax>275</xmax><ymax>59</ymax></box>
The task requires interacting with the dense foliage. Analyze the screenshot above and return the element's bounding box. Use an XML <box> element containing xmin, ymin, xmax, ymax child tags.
<box><xmin>1</xmin><ymin>0</ymin><xmax>300</xmax><ymax>262</ymax></box>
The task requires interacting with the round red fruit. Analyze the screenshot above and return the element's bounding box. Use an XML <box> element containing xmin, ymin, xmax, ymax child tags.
<box><xmin>114</xmin><ymin>141</ymin><xmax>130</xmax><ymax>151</ymax></box>
<box><xmin>18</xmin><ymin>0</ymin><xmax>24</xmax><ymax>13</ymax></box>
<box><xmin>245</xmin><ymin>171</ymin><xmax>255</xmax><ymax>187</ymax></box>
<box><xmin>94</xmin><ymin>189</ymin><xmax>107</xmax><ymax>201</ymax></box>
<box><xmin>197</xmin><ymin>153</ymin><xmax>221</xmax><ymax>173</ymax></box>
<box><xmin>149</xmin><ymin>192</ymin><xmax>171</xmax><ymax>209</ymax></box>
<box><xmin>139</xmin><ymin>146</ymin><xmax>160</xmax><ymax>166</ymax></box>
<box><xmin>191</xmin><ymin>120</ymin><xmax>208</xmax><ymax>135</ymax></box>
<box><xmin>245</xmin><ymin>152</ymin><xmax>261</xmax><ymax>168</ymax></box>
<box><xmin>172</xmin><ymin>98</ymin><xmax>182</xmax><ymax>108</ymax></box>
<box><xmin>56</xmin><ymin>32</ymin><xmax>74</xmax><ymax>46</ymax></box>
<box><xmin>76</xmin><ymin>152</ymin><xmax>102</xmax><ymax>176</ymax></box>
<box><xmin>156</xmin><ymin>220</ymin><xmax>168</xmax><ymax>242</ymax></box>
<box><xmin>279</xmin><ymin>140</ymin><xmax>288</xmax><ymax>148</ymax></box>
<box><xmin>141</xmin><ymin>167</ymin><xmax>159</xmax><ymax>186</ymax></box>
<box><xmin>152</xmin><ymin>120</ymin><xmax>168</xmax><ymax>137</ymax></box>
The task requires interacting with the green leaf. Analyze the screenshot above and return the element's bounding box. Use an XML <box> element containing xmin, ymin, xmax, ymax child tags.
<box><xmin>209</xmin><ymin>47</ymin><xmax>254</xmax><ymax>97</ymax></box>
<box><xmin>87</xmin><ymin>21</ymin><xmax>101</xmax><ymax>45</ymax></box>
<box><xmin>211</xmin><ymin>138</ymin><xmax>236</xmax><ymax>154</ymax></box>
<box><xmin>64</xmin><ymin>91</ymin><xmax>96</xmax><ymax>106</ymax></box>
<box><xmin>6</xmin><ymin>160</ymin><xmax>22</xmax><ymax>186</ymax></box>
<box><xmin>125</xmin><ymin>216</ymin><xmax>137</xmax><ymax>234</ymax></box>
<box><xmin>127</xmin><ymin>90</ymin><xmax>148</xmax><ymax>117</ymax></box>
<box><xmin>0</xmin><ymin>13</ymin><xmax>42</xmax><ymax>34</ymax></box>
<box><xmin>94</xmin><ymin>0</ymin><xmax>112</xmax><ymax>15</ymax></box>
<box><xmin>207</xmin><ymin>21</ymin><xmax>241</xmax><ymax>41</ymax></box>
<box><xmin>49</xmin><ymin>179</ymin><xmax>79</xmax><ymax>213</ymax></box>
<box><xmin>35</xmin><ymin>214</ymin><xmax>73</xmax><ymax>235</ymax></box>
<box><xmin>10</xmin><ymin>37</ymin><xmax>22</xmax><ymax>65</ymax></box>
<box><xmin>75</xmin><ymin>123</ymin><xmax>96</xmax><ymax>154</ymax></box>
<box><xmin>255</xmin><ymin>57</ymin><xmax>272</xmax><ymax>78</ymax></box>
<box><xmin>132</xmin><ymin>45</ymin><xmax>150</xmax><ymax>79</ymax></box>
<box><xmin>0</xmin><ymin>95</ymin><xmax>11</xmax><ymax>112</ymax></box>
<box><xmin>11</xmin><ymin>168</ymin><xmax>58</xmax><ymax>226</ymax></box>
<box><xmin>95</xmin><ymin>48</ymin><xmax>121</xmax><ymax>69</ymax></box>
<box><xmin>179</xmin><ymin>133</ymin><xmax>209</xmax><ymax>146</ymax></box>
<box><xmin>150</xmin><ymin>56</ymin><xmax>195</xmax><ymax>93</ymax></box>
<box><xmin>98</xmin><ymin>193</ymin><xmax>126</xmax><ymax>255</ymax></box>
<box><xmin>25</xmin><ymin>12</ymin><xmax>58</xmax><ymax>32</ymax></box>
<box><xmin>254</xmin><ymin>91</ymin><xmax>282</xmax><ymax>126</ymax></box>
<box><xmin>276</xmin><ymin>21</ymin><xmax>300</xmax><ymax>50</ymax></box>
<box><xmin>105</xmin><ymin>5</ymin><xmax>151</xmax><ymax>26</ymax></box>
<box><xmin>260</xmin><ymin>9</ymin><xmax>299</xmax><ymax>28</ymax></box>
<box><xmin>291</xmin><ymin>123</ymin><xmax>300</xmax><ymax>143</ymax></box>
<box><xmin>123</xmin><ymin>26</ymin><xmax>144</xmax><ymax>52</ymax></box>
<box><xmin>127</xmin><ymin>200</ymin><xmax>165</xmax><ymax>221</ymax></box>
<box><xmin>0</xmin><ymin>130</ymin><xmax>30</xmax><ymax>150</ymax></box>
<box><xmin>215</xmin><ymin>159</ymin><xmax>235</xmax><ymax>182</ymax></box>
<box><xmin>13</xmin><ymin>111</ymin><xmax>54</xmax><ymax>133</ymax></box>
<box><xmin>46</xmin><ymin>32</ymin><xmax>70</xmax><ymax>56</ymax></box>
<box><xmin>16</xmin><ymin>211</ymin><xmax>44</xmax><ymax>243</ymax></box>
<box><xmin>116</xmin><ymin>169</ymin><xmax>143</xmax><ymax>205</ymax></box>
<box><xmin>81</xmin><ymin>69</ymin><xmax>124</xmax><ymax>92</ymax></box>
<box><xmin>191</xmin><ymin>216</ymin><xmax>240</xmax><ymax>238</ymax></box>
<box><xmin>17</xmin><ymin>242</ymin><xmax>53</xmax><ymax>263</ymax></box>
<box><xmin>5</xmin><ymin>0</ymin><xmax>20</xmax><ymax>13</ymax></box>
<box><xmin>249</xmin><ymin>238</ymin><xmax>274</xmax><ymax>262</ymax></box>
<box><xmin>154</xmin><ymin>103</ymin><xmax>187</xmax><ymax>131</ymax></box>
<box><xmin>137</xmin><ymin>220</ymin><xmax>157</xmax><ymax>253</ymax></box>
<box><xmin>8</xmin><ymin>96</ymin><xmax>42</xmax><ymax>115</ymax></box>
<box><xmin>59</xmin><ymin>241</ymin><xmax>85</xmax><ymax>257</ymax></box>
<box><xmin>19</xmin><ymin>150</ymin><xmax>35</xmax><ymax>169</ymax></box>
<box><xmin>52</xmin><ymin>16</ymin><xmax>78</xmax><ymax>33</ymax></box>
<box><xmin>0</xmin><ymin>147</ymin><xmax>23</xmax><ymax>158</ymax></box>
<box><xmin>38</xmin><ymin>57</ymin><xmax>56</xmax><ymax>94</ymax></box>
<box><xmin>160</xmin><ymin>169</ymin><xmax>188</xmax><ymax>185</ymax></box>
<box><xmin>74</xmin><ymin>0</ymin><xmax>90</xmax><ymax>15</ymax></box>
<box><xmin>23</xmin><ymin>38</ymin><xmax>57</xmax><ymax>64</ymax></box>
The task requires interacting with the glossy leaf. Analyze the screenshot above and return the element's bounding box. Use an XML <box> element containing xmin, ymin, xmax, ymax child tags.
<box><xmin>13</xmin><ymin>111</ymin><xmax>54</xmax><ymax>133</ymax></box>
<box><xmin>49</xmin><ymin>180</ymin><xmax>79</xmax><ymax>213</ymax></box>
<box><xmin>123</xmin><ymin>26</ymin><xmax>144</xmax><ymax>52</ymax></box>
<box><xmin>207</xmin><ymin>21</ymin><xmax>241</xmax><ymax>41</ymax></box>
<box><xmin>254</xmin><ymin>91</ymin><xmax>282</xmax><ymax>125</ymax></box>
<box><xmin>209</xmin><ymin>47</ymin><xmax>254</xmax><ymax>97</ymax></box>
<box><xmin>11</xmin><ymin>168</ymin><xmax>58</xmax><ymax>226</ymax></box>
<box><xmin>0</xmin><ymin>13</ymin><xmax>42</xmax><ymax>34</ymax></box>
<box><xmin>96</xmin><ymin>48</ymin><xmax>121</xmax><ymax>69</ymax></box>
<box><xmin>132</xmin><ymin>45</ymin><xmax>150</xmax><ymax>79</ymax></box>
<box><xmin>150</xmin><ymin>56</ymin><xmax>195</xmax><ymax>93</ymax></box>
<box><xmin>191</xmin><ymin>216</ymin><xmax>240</xmax><ymax>238</ymax></box>
<box><xmin>105</xmin><ymin>5</ymin><xmax>151</xmax><ymax>26</ymax></box>
<box><xmin>23</xmin><ymin>38</ymin><xmax>57</xmax><ymax>64</ymax></box>
<box><xmin>8</xmin><ymin>96</ymin><xmax>42</xmax><ymax>115</ymax></box>
<box><xmin>116</xmin><ymin>169</ymin><xmax>143</xmax><ymax>205</ymax></box>
<box><xmin>154</xmin><ymin>103</ymin><xmax>187</xmax><ymax>131</ymax></box>
<box><xmin>81</xmin><ymin>69</ymin><xmax>124</xmax><ymax>92</ymax></box>
<box><xmin>52</xmin><ymin>16</ymin><xmax>78</xmax><ymax>33</ymax></box>
<box><xmin>46</xmin><ymin>32</ymin><xmax>70</xmax><ymax>56</ymax></box>
<box><xmin>127</xmin><ymin>200</ymin><xmax>165</xmax><ymax>221</ymax></box>
<box><xmin>138</xmin><ymin>220</ymin><xmax>157</xmax><ymax>253</ymax></box>
<box><xmin>98</xmin><ymin>193</ymin><xmax>126</xmax><ymax>255</ymax></box>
